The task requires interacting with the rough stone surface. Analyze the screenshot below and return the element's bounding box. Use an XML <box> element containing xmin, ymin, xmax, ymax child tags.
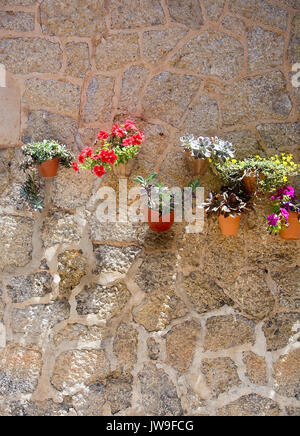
<box><xmin>221</xmin><ymin>130</ymin><xmax>263</xmax><ymax>158</ymax></box>
<box><xmin>119</xmin><ymin>66</ymin><xmax>149</xmax><ymax>113</ymax></box>
<box><xmin>218</xmin><ymin>394</ymin><xmax>281</xmax><ymax>416</ymax></box>
<box><xmin>94</xmin><ymin>244</ymin><xmax>141</xmax><ymax>275</ymax></box>
<box><xmin>273</xmin><ymin>349</ymin><xmax>300</xmax><ymax>398</ymax></box>
<box><xmin>248</xmin><ymin>27</ymin><xmax>285</xmax><ymax>71</ymax></box>
<box><xmin>221</xmin><ymin>72</ymin><xmax>292</xmax><ymax>126</ymax></box>
<box><xmin>40</xmin><ymin>0</ymin><xmax>107</xmax><ymax>37</ymax></box>
<box><xmin>165</xmin><ymin>321</ymin><xmax>198</xmax><ymax>373</ymax></box>
<box><xmin>243</xmin><ymin>352</ymin><xmax>268</xmax><ymax>385</ymax></box>
<box><xmin>110</xmin><ymin>0</ymin><xmax>165</xmax><ymax>29</ymax></box>
<box><xmin>143</xmin><ymin>72</ymin><xmax>201</xmax><ymax>127</ymax></box>
<box><xmin>204</xmin><ymin>315</ymin><xmax>256</xmax><ymax>351</ymax></box>
<box><xmin>51</xmin><ymin>349</ymin><xmax>109</xmax><ymax>392</ymax></box>
<box><xmin>23</xmin><ymin>110</ymin><xmax>78</xmax><ymax>146</ymax></box>
<box><xmin>65</xmin><ymin>42</ymin><xmax>91</xmax><ymax>78</ymax></box>
<box><xmin>229</xmin><ymin>0</ymin><xmax>288</xmax><ymax>29</ymax></box>
<box><xmin>58</xmin><ymin>250</ymin><xmax>87</xmax><ymax>299</ymax></box>
<box><xmin>183</xmin><ymin>272</ymin><xmax>233</xmax><ymax>314</ymax></box>
<box><xmin>171</xmin><ymin>31</ymin><xmax>244</xmax><ymax>80</ymax></box>
<box><xmin>0</xmin><ymin>38</ymin><xmax>62</xmax><ymax>74</ymax></box>
<box><xmin>221</xmin><ymin>15</ymin><xmax>246</xmax><ymax>36</ymax></box>
<box><xmin>42</xmin><ymin>210</ymin><xmax>81</xmax><ymax>247</ymax></box>
<box><xmin>274</xmin><ymin>267</ymin><xmax>300</xmax><ymax>310</ymax></box>
<box><xmin>7</xmin><ymin>272</ymin><xmax>53</xmax><ymax>303</ymax></box>
<box><xmin>263</xmin><ymin>312</ymin><xmax>300</xmax><ymax>351</ymax></box>
<box><xmin>54</xmin><ymin>323</ymin><xmax>106</xmax><ymax>346</ymax></box>
<box><xmin>142</xmin><ymin>27</ymin><xmax>187</xmax><ymax>64</ymax></box>
<box><xmin>180</xmin><ymin>94</ymin><xmax>219</xmax><ymax>137</ymax></box>
<box><xmin>147</xmin><ymin>338</ymin><xmax>160</xmax><ymax>360</ymax></box>
<box><xmin>53</xmin><ymin>168</ymin><xmax>94</xmax><ymax>209</ymax></box>
<box><xmin>166</xmin><ymin>0</ymin><xmax>204</xmax><ymax>29</ymax></box>
<box><xmin>0</xmin><ymin>345</ymin><xmax>42</xmax><ymax>395</ymax></box>
<box><xmin>257</xmin><ymin>122</ymin><xmax>300</xmax><ymax>149</ymax></box>
<box><xmin>1</xmin><ymin>399</ymin><xmax>73</xmax><ymax>417</ymax></box>
<box><xmin>95</xmin><ymin>34</ymin><xmax>139</xmax><ymax>72</ymax></box>
<box><xmin>83</xmin><ymin>75</ymin><xmax>115</xmax><ymax>123</ymax></box>
<box><xmin>0</xmin><ymin>11</ymin><xmax>35</xmax><ymax>32</ymax></box>
<box><xmin>113</xmin><ymin>324</ymin><xmax>138</xmax><ymax>373</ymax></box>
<box><xmin>105</xmin><ymin>374</ymin><xmax>133</xmax><ymax>414</ymax></box>
<box><xmin>135</xmin><ymin>253</ymin><xmax>177</xmax><ymax>292</ymax></box>
<box><xmin>76</xmin><ymin>283</ymin><xmax>131</xmax><ymax>319</ymax></box>
<box><xmin>203</xmin><ymin>0</ymin><xmax>226</xmax><ymax>21</ymax></box>
<box><xmin>138</xmin><ymin>364</ymin><xmax>182</xmax><ymax>416</ymax></box>
<box><xmin>0</xmin><ymin>289</ymin><xmax>4</xmax><ymax>324</ymax></box>
<box><xmin>133</xmin><ymin>289</ymin><xmax>188</xmax><ymax>332</ymax></box>
<box><xmin>0</xmin><ymin>215</ymin><xmax>33</xmax><ymax>271</ymax></box>
<box><xmin>289</xmin><ymin>11</ymin><xmax>300</xmax><ymax>66</ymax></box>
<box><xmin>23</xmin><ymin>78</ymin><xmax>81</xmax><ymax>117</ymax></box>
<box><xmin>11</xmin><ymin>300</ymin><xmax>70</xmax><ymax>336</ymax></box>
<box><xmin>201</xmin><ymin>358</ymin><xmax>241</xmax><ymax>398</ymax></box>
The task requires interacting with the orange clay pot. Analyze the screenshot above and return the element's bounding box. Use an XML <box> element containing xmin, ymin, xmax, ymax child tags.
<box><xmin>218</xmin><ymin>214</ymin><xmax>241</xmax><ymax>236</ymax></box>
<box><xmin>185</xmin><ymin>151</ymin><xmax>208</xmax><ymax>176</ymax></box>
<box><xmin>145</xmin><ymin>208</ymin><xmax>175</xmax><ymax>233</ymax></box>
<box><xmin>37</xmin><ymin>157</ymin><xmax>59</xmax><ymax>178</ymax></box>
<box><xmin>280</xmin><ymin>212</ymin><xmax>300</xmax><ymax>240</ymax></box>
<box><xmin>243</xmin><ymin>172</ymin><xmax>264</xmax><ymax>195</ymax></box>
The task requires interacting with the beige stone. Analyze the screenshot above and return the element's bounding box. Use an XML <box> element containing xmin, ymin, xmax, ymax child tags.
<box><xmin>95</xmin><ymin>34</ymin><xmax>139</xmax><ymax>72</ymax></box>
<box><xmin>42</xmin><ymin>210</ymin><xmax>81</xmax><ymax>247</ymax></box>
<box><xmin>53</xmin><ymin>168</ymin><xmax>94</xmax><ymax>209</ymax></box>
<box><xmin>166</xmin><ymin>0</ymin><xmax>204</xmax><ymax>29</ymax></box>
<box><xmin>110</xmin><ymin>0</ymin><xmax>165</xmax><ymax>29</ymax></box>
<box><xmin>0</xmin><ymin>87</ymin><xmax>20</xmax><ymax>148</ymax></box>
<box><xmin>288</xmin><ymin>11</ymin><xmax>300</xmax><ymax>66</ymax></box>
<box><xmin>204</xmin><ymin>315</ymin><xmax>256</xmax><ymax>351</ymax></box>
<box><xmin>83</xmin><ymin>75</ymin><xmax>115</xmax><ymax>123</ymax></box>
<box><xmin>263</xmin><ymin>312</ymin><xmax>300</xmax><ymax>351</ymax></box>
<box><xmin>243</xmin><ymin>352</ymin><xmax>267</xmax><ymax>385</ymax></box>
<box><xmin>247</xmin><ymin>27</ymin><xmax>285</xmax><ymax>71</ymax></box>
<box><xmin>58</xmin><ymin>250</ymin><xmax>87</xmax><ymax>299</ymax></box>
<box><xmin>119</xmin><ymin>66</ymin><xmax>149</xmax><ymax>113</ymax></box>
<box><xmin>201</xmin><ymin>357</ymin><xmax>241</xmax><ymax>398</ymax></box>
<box><xmin>165</xmin><ymin>321</ymin><xmax>198</xmax><ymax>373</ymax></box>
<box><xmin>94</xmin><ymin>244</ymin><xmax>141</xmax><ymax>275</ymax></box>
<box><xmin>113</xmin><ymin>323</ymin><xmax>138</xmax><ymax>372</ymax></box>
<box><xmin>180</xmin><ymin>94</ymin><xmax>219</xmax><ymax>137</ymax></box>
<box><xmin>203</xmin><ymin>0</ymin><xmax>226</xmax><ymax>20</ymax></box>
<box><xmin>7</xmin><ymin>272</ymin><xmax>53</xmax><ymax>303</ymax></box>
<box><xmin>0</xmin><ymin>11</ymin><xmax>35</xmax><ymax>31</ymax></box>
<box><xmin>218</xmin><ymin>394</ymin><xmax>280</xmax><ymax>416</ymax></box>
<box><xmin>40</xmin><ymin>0</ymin><xmax>107</xmax><ymax>37</ymax></box>
<box><xmin>65</xmin><ymin>42</ymin><xmax>91</xmax><ymax>78</ymax></box>
<box><xmin>142</xmin><ymin>27</ymin><xmax>188</xmax><ymax>64</ymax></box>
<box><xmin>221</xmin><ymin>130</ymin><xmax>263</xmax><ymax>159</ymax></box>
<box><xmin>54</xmin><ymin>324</ymin><xmax>107</xmax><ymax>346</ymax></box>
<box><xmin>274</xmin><ymin>349</ymin><xmax>300</xmax><ymax>398</ymax></box>
<box><xmin>135</xmin><ymin>253</ymin><xmax>177</xmax><ymax>292</ymax></box>
<box><xmin>229</xmin><ymin>0</ymin><xmax>288</xmax><ymax>29</ymax></box>
<box><xmin>273</xmin><ymin>267</ymin><xmax>300</xmax><ymax>311</ymax></box>
<box><xmin>257</xmin><ymin>122</ymin><xmax>300</xmax><ymax>149</ymax></box>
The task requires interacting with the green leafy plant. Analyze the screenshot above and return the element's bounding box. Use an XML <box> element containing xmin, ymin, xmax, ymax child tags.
<box><xmin>20</xmin><ymin>139</ymin><xmax>74</xmax><ymax>170</ymax></box>
<box><xmin>203</xmin><ymin>187</ymin><xmax>254</xmax><ymax>218</ymax></box>
<box><xmin>134</xmin><ymin>173</ymin><xmax>177</xmax><ymax>216</ymax></box>
<box><xmin>188</xmin><ymin>179</ymin><xmax>201</xmax><ymax>199</ymax></box>
<box><xmin>20</xmin><ymin>172</ymin><xmax>43</xmax><ymax>212</ymax></box>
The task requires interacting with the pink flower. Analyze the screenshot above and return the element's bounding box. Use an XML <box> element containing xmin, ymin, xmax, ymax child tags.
<box><xmin>115</xmin><ymin>127</ymin><xmax>127</xmax><ymax>138</ymax></box>
<box><xmin>267</xmin><ymin>213</ymin><xmax>279</xmax><ymax>226</ymax></box>
<box><xmin>122</xmin><ymin>137</ymin><xmax>133</xmax><ymax>147</ymax></box>
<box><xmin>280</xmin><ymin>208</ymin><xmax>290</xmax><ymax>221</ymax></box>
<box><xmin>93</xmin><ymin>165</ymin><xmax>106</xmax><ymax>178</ymax></box>
<box><xmin>98</xmin><ymin>130</ymin><xmax>109</xmax><ymax>140</ymax></box>
<box><xmin>124</xmin><ymin>120</ymin><xmax>138</xmax><ymax>130</ymax></box>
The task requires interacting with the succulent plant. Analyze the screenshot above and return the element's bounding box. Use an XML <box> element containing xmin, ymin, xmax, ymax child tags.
<box><xmin>211</xmin><ymin>137</ymin><xmax>235</xmax><ymax>162</ymax></box>
<box><xmin>20</xmin><ymin>139</ymin><xmax>74</xmax><ymax>170</ymax></box>
<box><xmin>203</xmin><ymin>187</ymin><xmax>254</xmax><ymax>218</ymax></box>
<box><xmin>180</xmin><ymin>134</ymin><xmax>235</xmax><ymax>161</ymax></box>
<box><xmin>20</xmin><ymin>172</ymin><xmax>43</xmax><ymax>212</ymax></box>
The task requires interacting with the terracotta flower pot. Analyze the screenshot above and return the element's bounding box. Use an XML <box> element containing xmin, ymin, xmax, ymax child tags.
<box><xmin>243</xmin><ymin>172</ymin><xmax>264</xmax><ymax>195</ymax></box>
<box><xmin>113</xmin><ymin>159</ymin><xmax>135</xmax><ymax>178</ymax></box>
<box><xmin>145</xmin><ymin>207</ymin><xmax>175</xmax><ymax>233</ymax></box>
<box><xmin>218</xmin><ymin>214</ymin><xmax>241</xmax><ymax>236</ymax></box>
<box><xmin>280</xmin><ymin>212</ymin><xmax>300</xmax><ymax>240</ymax></box>
<box><xmin>185</xmin><ymin>151</ymin><xmax>208</xmax><ymax>176</ymax></box>
<box><xmin>37</xmin><ymin>157</ymin><xmax>59</xmax><ymax>178</ymax></box>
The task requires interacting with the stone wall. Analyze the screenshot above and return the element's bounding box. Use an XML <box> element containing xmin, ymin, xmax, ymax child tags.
<box><xmin>0</xmin><ymin>0</ymin><xmax>299</xmax><ymax>416</ymax></box>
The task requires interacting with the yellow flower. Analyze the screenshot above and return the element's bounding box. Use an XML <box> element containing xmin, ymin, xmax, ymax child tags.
<box><xmin>271</xmin><ymin>157</ymin><xmax>275</xmax><ymax>161</ymax></box>
<box><xmin>283</xmin><ymin>161</ymin><xmax>288</xmax><ymax>166</ymax></box>
<box><xmin>208</xmin><ymin>158</ymin><xmax>212</xmax><ymax>163</ymax></box>
<box><xmin>283</xmin><ymin>176</ymin><xmax>288</xmax><ymax>182</ymax></box>
<box><xmin>232</xmin><ymin>159</ymin><xmax>237</xmax><ymax>164</ymax></box>
<box><xmin>275</xmin><ymin>160</ymin><xmax>281</xmax><ymax>165</ymax></box>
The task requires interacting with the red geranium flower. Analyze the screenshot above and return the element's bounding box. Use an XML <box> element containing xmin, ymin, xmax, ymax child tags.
<box><xmin>124</xmin><ymin>120</ymin><xmax>138</xmax><ymax>131</ymax></box>
<box><xmin>116</xmin><ymin>127</ymin><xmax>127</xmax><ymax>138</ymax></box>
<box><xmin>93</xmin><ymin>165</ymin><xmax>106</xmax><ymax>178</ymax></box>
<box><xmin>131</xmin><ymin>131</ymin><xmax>145</xmax><ymax>145</ymax></box>
<box><xmin>82</xmin><ymin>147</ymin><xmax>93</xmax><ymax>157</ymax></box>
<box><xmin>78</xmin><ymin>153</ymin><xmax>85</xmax><ymax>163</ymax></box>
<box><xmin>111</xmin><ymin>123</ymin><xmax>120</xmax><ymax>136</ymax></box>
<box><xmin>99</xmin><ymin>149</ymin><xmax>118</xmax><ymax>164</ymax></box>
<box><xmin>72</xmin><ymin>162</ymin><xmax>79</xmax><ymax>172</ymax></box>
<box><xmin>98</xmin><ymin>130</ymin><xmax>109</xmax><ymax>140</ymax></box>
<box><xmin>122</xmin><ymin>137</ymin><xmax>133</xmax><ymax>147</ymax></box>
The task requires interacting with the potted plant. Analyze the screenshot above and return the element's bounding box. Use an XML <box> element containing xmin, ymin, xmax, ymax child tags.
<box><xmin>203</xmin><ymin>187</ymin><xmax>254</xmax><ymax>236</ymax></box>
<box><xmin>267</xmin><ymin>186</ymin><xmax>300</xmax><ymax>240</ymax></box>
<box><xmin>73</xmin><ymin>120</ymin><xmax>145</xmax><ymax>179</ymax></box>
<box><xmin>21</xmin><ymin>140</ymin><xmax>74</xmax><ymax>178</ymax></box>
<box><xmin>180</xmin><ymin>135</ymin><xmax>235</xmax><ymax>176</ymax></box>
<box><xmin>134</xmin><ymin>173</ymin><xmax>176</xmax><ymax>233</ymax></box>
<box><xmin>214</xmin><ymin>154</ymin><xmax>299</xmax><ymax>196</ymax></box>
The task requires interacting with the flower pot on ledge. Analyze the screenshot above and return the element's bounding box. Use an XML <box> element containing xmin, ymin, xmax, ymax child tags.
<box><xmin>280</xmin><ymin>212</ymin><xmax>300</xmax><ymax>240</ymax></box>
<box><xmin>37</xmin><ymin>158</ymin><xmax>59</xmax><ymax>178</ymax></box>
<box><xmin>113</xmin><ymin>159</ymin><xmax>135</xmax><ymax>178</ymax></box>
<box><xmin>185</xmin><ymin>151</ymin><xmax>208</xmax><ymax>176</ymax></box>
<box><xmin>218</xmin><ymin>214</ymin><xmax>241</xmax><ymax>236</ymax></box>
<box><xmin>243</xmin><ymin>172</ymin><xmax>264</xmax><ymax>195</ymax></box>
<box><xmin>145</xmin><ymin>207</ymin><xmax>175</xmax><ymax>233</ymax></box>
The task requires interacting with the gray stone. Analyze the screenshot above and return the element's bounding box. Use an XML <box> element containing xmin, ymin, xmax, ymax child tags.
<box><xmin>221</xmin><ymin>72</ymin><xmax>292</xmax><ymax>126</ymax></box>
<box><xmin>171</xmin><ymin>31</ymin><xmax>244</xmax><ymax>80</ymax></box>
<box><xmin>76</xmin><ymin>283</ymin><xmax>131</xmax><ymax>319</ymax></box>
<box><xmin>0</xmin><ymin>345</ymin><xmax>42</xmax><ymax>395</ymax></box>
<box><xmin>201</xmin><ymin>357</ymin><xmax>241</xmax><ymax>398</ymax></box>
<box><xmin>42</xmin><ymin>210</ymin><xmax>81</xmax><ymax>247</ymax></box>
<box><xmin>222</xmin><ymin>15</ymin><xmax>246</xmax><ymax>37</ymax></box>
<box><xmin>65</xmin><ymin>42</ymin><xmax>91</xmax><ymax>78</ymax></box>
<box><xmin>143</xmin><ymin>72</ymin><xmax>201</xmax><ymax>127</ymax></box>
<box><xmin>218</xmin><ymin>394</ymin><xmax>280</xmax><ymax>416</ymax></box>
<box><xmin>248</xmin><ymin>27</ymin><xmax>285</xmax><ymax>71</ymax></box>
<box><xmin>243</xmin><ymin>352</ymin><xmax>268</xmax><ymax>385</ymax></box>
<box><xmin>113</xmin><ymin>324</ymin><xmax>138</xmax><ymax>373</ymax></box>
<box><xmin>105</xmin><ymin>374</ymin><xmax>133</xmax><ymax>414</ymax></box>
<box><xmin>204</xmin><ymin>315</ymin><xmax>256</xmax><ymax>351</ymax></box>
<box><xmin>0</xmin><ymin>11</ymin><xmax>35</xmax><ymax>31</ymax></box>
<box><xmin>23</xmin><ymin>110</ymin><xmax>78</xmax><ymax>147</ymax></box>
<box><xmin>274</xmin><ymin>349</ymin><xmax>300</xmax><ymax>398</ymax></box>
<box><xmin>4</xmin><ymin>399</ymin><xmax>73</xmax><ymax>417</ymax></box>
<box><xmin>23</xmin><ymin>78</ymin><xmax>81</xmax><ymax>117</ymax></box>
<box><xmin>54</xmin><ymin>323</ymin><xmax>107</xmax><ymax>346</ymax></box>
<box><xmin>203</xmin><ymin>0</ymin><xmax>226</xmax><ymax>20</ymax></box>
<box><xmin>119</xmin><ymin>66</ymin><xmax>149</xmax><ymax>113</ymax></box>
<box><xmin>0</xmin><ymin>38</ymin><xmax>62</xmax><ymax>74</ymax></box>
<box><xmin>183</xmin><ymin>272</ymin><xmax>233</xmax><ymax>314</ymax></box>
<box><xmin>94</xmin><ymin>244</ymin><xmax>141</xmax><ymax>275</ymax></box>
<box><xmin>0</xmin><ymin>215</ymin><xmax>33</xmax><ymax>271</ymax></box>
<box><xmin>166</xmin><ymin>0</ymin><xmax>204</xmax><ymax>29</ymax></box>
<box><xmin>273</xmin><ymin>267</ymin><xmax>300</xmax><ymax>310</ymax></box>
<box><xmin>263</xmin><ymin>312</ymin><xmax>300</xmax><ymax>351</ymax></box>
<box><xmin>135</xmin><ymin>253</ymin><xmax>177</xmax><ymax>292</ymax></box>
<box><xmin>142</xmin><ymin>27</ymin><xmax>188</xmax><ymax>64</ymax></box>
<box><xmin>221</xmin><ymin>130</ymin><xmax>263</xmax><ymax>159</ymax></box>
<box><xmin>165</xmin><ymin>321</ymin><xmax>198</xmax><ymax>373</ymax></box>
<box><xmin>257</xmin><ymin>122</ymin><xmax>300</xmax><ymax>149</ymax></box>
<box><xmin>180</xmin><ymin>94</ymin><xmax>219</xmax><ymax>137</ymax></box>
<box><xmin>95</xmin><ymin>34</ymin><xmax>139</xmax><ymax>72</ymax></box>
<box><xmin>110</xmin><ymin>0</ymin><xmax>165</xmax><ymax>29</ymax></box>
<box><xmin>229</xmin><ymin>0</ymin><xmax>288</xmax><ymax>30</ymax></box>
<box><xmin>83</xmin><ymin>75</ymin><xmax>115</xmax><ymax>123</ymax></box>
<box><xmin>147</xmin><ymin>338</ymin><xmax>160</xmax><ymax>360</ymax></box>
<box><xmin>72</xmin><ymin>382</ymin><xmax>105</xmax><ymax>416</ymax></box>
<box><xmin>289</xmin><ymin>11</ymin><xmax>300</xmax><ymax>66</ymax></box>
<box><xmin>11</xmin><ymin>300</ymin><xmax>70</xmax><ymax>336</ymax></box>
<box><xmin>53</xmin><ymin>168</ymin><xmax>94</xmax><ymax>210</ymax></box>
<box><xmin>138</xmin><ymin>363</ymin><xmax>182</xmax><ymax>416</ymax></box>
<box><xmin>40</xmin><ymin>0</ymin><xmax>107</xmax><ymax>37</ymax></box>
<box><xmin>0</xmin><ymin>288</ymin><xmax>4</xmax><ymax>323</ymax></box>
<box><xmin>7</xmin><ymin>272</ymin><xmax>53</xmax><ymax>303</ymax></box>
